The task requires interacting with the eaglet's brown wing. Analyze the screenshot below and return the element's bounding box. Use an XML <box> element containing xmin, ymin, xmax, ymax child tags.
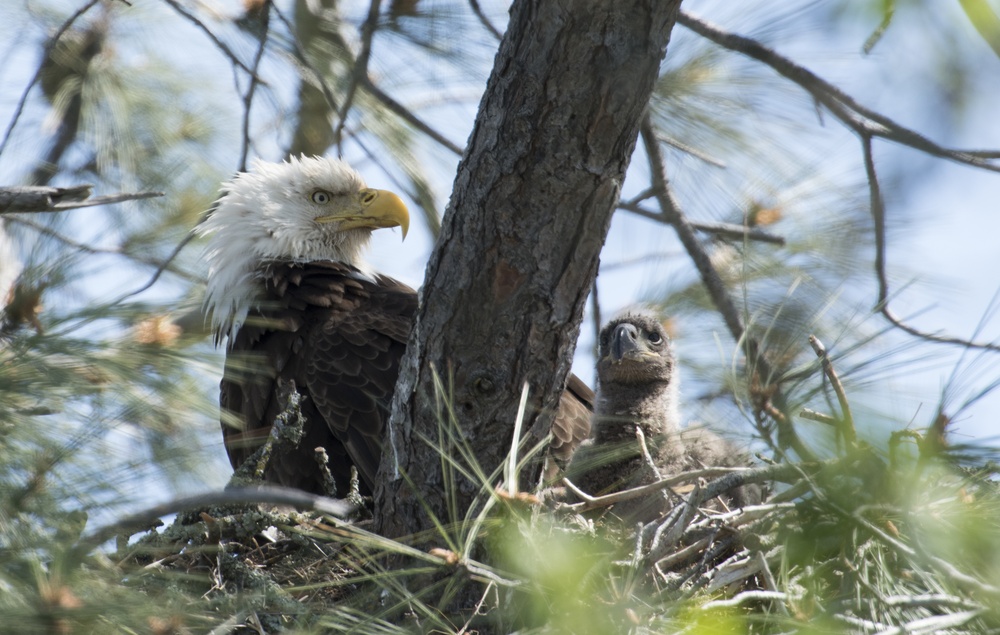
<box><xmin>220</xmin><ymin>260</ymin><xmax>416</xmax><ymax>496</ymax></box>
<box><xmin>550</xmin><ymin>372</ymin><xmax>594</xmax><ymax>467</ymax></box>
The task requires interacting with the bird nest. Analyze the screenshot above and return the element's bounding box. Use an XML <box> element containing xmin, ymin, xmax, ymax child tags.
<box><xmin>108</xmin><ymin>441</ymin><xmax>1000</xmax><ymax>634</ymax></box>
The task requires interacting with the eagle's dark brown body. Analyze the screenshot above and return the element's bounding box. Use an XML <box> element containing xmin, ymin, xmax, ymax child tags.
<box><xmin>220</xmin><ymin>259</ymin><xmax>593</xmax><ymax>496</ymax></box>
<box><xmin>221</xmin><ymin>260</ymin><xmax>415</xmax><ymax>495</ymax></box>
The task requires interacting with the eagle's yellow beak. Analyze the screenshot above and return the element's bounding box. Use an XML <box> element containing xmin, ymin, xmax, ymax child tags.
<box><xmin>315</xmin><ymin>188</ymin><xmax>410</xmax><ymax>240</ymax></box>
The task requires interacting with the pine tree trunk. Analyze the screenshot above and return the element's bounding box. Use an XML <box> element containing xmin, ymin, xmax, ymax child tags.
<box><xmin>374</xmin><ymin>0</ymin><xmax>682</xmax><ymax>539</ymax></box>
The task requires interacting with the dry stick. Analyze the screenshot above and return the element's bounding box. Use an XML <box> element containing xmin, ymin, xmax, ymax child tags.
<box><xmin>655</xmin><ymin>132</ymin><xmax>727</xmax><ymax>168</ymax></box>
<box><xmin>799</xmin><ymin>408</ymin><xmax>838</xmax><ymax>426</ymax></box>
<box><xmin>680</xmin><ymin>9</ymin><xmax>1000</xmax><ymax>353</ymax></box>
<box><xmin>645</xmin><ymin>482</ymin><xmax>700</xmax><ymax>564</ymax></box>
<box><xmin>335</xmin><ymin>0</ymin><xmax>383</xmax><ymax>148</ymax></box>
<box><xmin>808</xmin><ymin>335</ymin><xmax>857</xmax><ymax>446</ymax></box>
<box><xmin>456</xmin><ymin>580</ymin><xmax>497</xmax><ymax>635</ymax></box>
<box><xmin>563</xmin><ymin>462</ymin><xmax>803</xmax><ymax>515</ymax></box>
<box><xmin>638</xmin><ymin>114</ymin><xmax>814</xmax><ymax>461</ymax></box>
<box><xmin>238</xmin><ymin>0</ymin><xmax>272</xmax><ymax>172</ymax></box>
<box><xmin>0</xmin><ymin>186</ymin><xmax>160</xmax><ymax>213</ymax></box>
<box><xmin>635</xmin><ymin>427</ymin><xmax>664</xmax><ymax>481</ymax></box>
<box><xmin>701</xmin><ymin>590</ymin><xmax>790</xmax><ymax>609</ymax></box>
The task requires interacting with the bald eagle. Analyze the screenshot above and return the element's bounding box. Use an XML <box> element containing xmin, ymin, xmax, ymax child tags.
<box><xmin>199</xmin><ymin>156</ymin><xmax>592</xmax><ymax>496</ymax></box>
<box><xmin>570</xmin><ymin>311</ymin><xmax>758</xmax><ymax>521</ymax></box>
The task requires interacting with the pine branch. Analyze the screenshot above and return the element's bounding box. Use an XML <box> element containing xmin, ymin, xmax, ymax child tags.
<box><xmin>0</xmin><ymin>186</ymin><xmax>163</xmax><ymax>214</ymax></box>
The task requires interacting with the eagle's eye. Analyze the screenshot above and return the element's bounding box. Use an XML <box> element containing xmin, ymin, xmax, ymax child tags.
<box><xmin>648</xmin><ymin>331</ymin><xmax>662</xmax><ymax>344</ymax></box>
<box><xmin>311</xmin><ymin>190</ymin><xmax>333</xmax><ymax>204</ymax></box>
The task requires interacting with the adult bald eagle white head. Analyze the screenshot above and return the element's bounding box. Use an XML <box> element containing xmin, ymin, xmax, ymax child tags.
<box><xmin>201</xmin><ymin>156</ymin><xmax>410</xmax><ymax>340</ymax></box>
<box><xmin>199</xmin><ymin>156</ymin><xmax>412</xmax><ymax>495</ymax></box>
<box><xmin>199</xmin><ymin>156</ymin><xmax>592</xmax><ymax>497</ymax></box>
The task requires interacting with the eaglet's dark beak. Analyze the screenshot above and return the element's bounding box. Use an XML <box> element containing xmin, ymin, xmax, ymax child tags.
<box><xmin>610</xmin><ymin>323</ymin><xmax>641</xmax><ymax>363</ymax></box>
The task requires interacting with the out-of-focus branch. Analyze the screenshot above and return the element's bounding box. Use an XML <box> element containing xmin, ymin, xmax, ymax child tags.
<box><xmin>0</xmin><ymin>0</ymin><xmax>101</xmax><ymax>160</ymax></box>
<box><xmin>239</xmin><ymin>0</ymin><xmax>272</xmax><ymax>171</ymax></box>
<box><xmin>361</xmin><ymin>76</ymin><xmax>464</xmax><ymax>156</ymax></box>
<box><xmin>808</xmin><ymin>335</ymin><xmax>857</xmax><ymax>447</ymax></box>
<box><xmin>678</xmin><ymin>11</ymin><xmax>1000</xmax><ymax>173</ymax></box>
<box><xmin>0</xmin><ymin>186</ymin><xmax>162</xmax><ymax>213</ymax></box>
<box><xmin>334</xmin><ymin>0</ymin><xmax>382</xmax><ymax>146</ymax></box>
<box><xmin>862</xmin><ymin>135</ymin><xmax>1000</xmax><ymax>352</ymax></box>
<box><xmin>468</xmin><ymin>0</ymin><xmax>502</xmax><ymax>41</ymax></box>
<box><xmin>8</xmin><ymin>216</ymin><xmax>201</xmax><ymax>284</ymax></box>
<box><xmin>161</xmin><ymin>0</ymin><xmax>262</xmax><ymax>78</ymax></box>
<box><xmin>107</xmin><ymin>232</ymin><xmax>198</xmax><ymax>305</ymax></box>
<box><xmin>639</xmin><ymin>114</ymin><xmax>814</xmax><ymax>460</ymax></box>
<box><xmin>680</xmin><ymin>10</ymin><xmax>1000</xmax><ymax>355</ymax></box>
<box><xmin>618</xmin><ymin>201</ymin><xmax>786</xmax><ymax>245</ymax></box>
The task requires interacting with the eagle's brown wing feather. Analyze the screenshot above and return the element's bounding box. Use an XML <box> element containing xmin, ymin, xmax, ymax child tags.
<box><xmin>221</xmin><ymin>259</ymin><xmax>593</xmax><ymax>494</ymax></box>
<box><xmin>221</xmin><ymin>261</ymin><xmax>415</xmax><ymax>495</ymax></box>
<box><xmin>550</xmin><ymin>372</ymin><xmax>594</xmax><ymax>466</ymax></box>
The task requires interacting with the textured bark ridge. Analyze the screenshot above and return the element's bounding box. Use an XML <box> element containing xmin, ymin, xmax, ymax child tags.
<box><xmin>375</xmin><ymin>0</ymin><xmax>683</xmax><ymax>538</ymax></box>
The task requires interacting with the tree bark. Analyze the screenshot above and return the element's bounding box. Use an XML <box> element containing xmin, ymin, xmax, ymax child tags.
<box><xmin>374</xmin><ymin>0</ymin><xmax>682</xmax><ymax>539</ymax></box>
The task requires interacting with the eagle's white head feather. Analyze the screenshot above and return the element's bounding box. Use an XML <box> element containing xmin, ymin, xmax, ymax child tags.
<box><xmin>197</xmin><ymin>156</ymin><xmax>408</xmax><ymax>338</ymax></box>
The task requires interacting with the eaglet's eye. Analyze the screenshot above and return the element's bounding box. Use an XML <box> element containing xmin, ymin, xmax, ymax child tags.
<box><xmin>311</xmin><ymin>190</ymin><xmax>332</xmax><ymax>204</ymax></box>
<box><xmin>648</xmin><ymin>331</ymin><xmax>662</xmax><ymax>344</ymax></box>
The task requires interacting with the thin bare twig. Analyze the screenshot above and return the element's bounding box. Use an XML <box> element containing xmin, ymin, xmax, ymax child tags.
<box><xmin>160</xmin><ymin>0</ymin><xmax>260</xmax><ymax>77</ymax></box>
<box><xmin>8</xmin><ymin>216</ymin><xmax>201</xmax><ymax>283</ymax></box>
<box><xmin>238</xmin><ymin>1</ymin><xmax>272</xmax><ymax>172</ymax></box>
<box><xmin>808</xmin><ymin>335</ymin><xmax>857</xmax><ymax>446</ymax></box>
<box><xmin>335</xmin><ymin>0</ymin><xmax>382</xmax><ymax>147</ymax></box>
<box><xmin>468</xmin><ymin>0</ymin><xmax>502</xmax><ymax>41</ymax></box>
<box><xmin>681</xmin><ymin>10</ymin><xmax>1000</xmax><ymax>353</ymax></box>
<box><xmin>0</xmin><ymin>187</ymin><xmax>163</xmax><ymax>214</ymax></box>
<box><xmin>799</xmin><ymin>408</ymin><xmax>838</xmax><ymax>426</ymax></box>
<box><xmin>562</xmin><ymin>462</ymin><xmax>801</xmax><ymax>514</ymax></box>
<box><xmin>0</xmin><ymin>0</ymin><xmax>102</xmax><ymax>160</ymax></box>
<box><xmin>107</xmin><ymin>231</ymin><xmax>198</xmax><ymax>305</ymax></box>
<box><xmin>618</xmin><ymin>201</ymin><xmax>786</xmax><ymax>245</ymax></box>
<box><xmin>655</xmin><ymin>132</ymin><xmax>727</xmax><ymax>168</ymax></box>
<box><xmin>361</xmin><ymin>76</ymin><xmax>464</xmax><ymax>156</ymax></box>
<box><xmin>678</xmin><ymin>11</ymin><xmax>1000</xmax><ymax>174</ymax></box>
<box><xmin>862</xmin><ymin>135</ymin><xmax>1000</xmax><ymax>352</ymax></box>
